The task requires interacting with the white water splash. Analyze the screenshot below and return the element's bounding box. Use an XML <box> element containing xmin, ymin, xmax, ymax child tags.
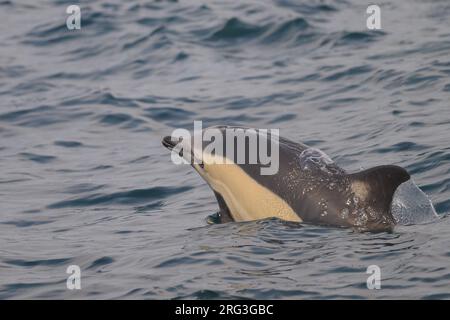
<box><xmin>391</xmin><ymin>179</ymin><xmax>439</xmax><ymax>225</ymax></box>
<box><xmin>298</xmin><ymin>148</ymin><xmax>334</xmax><ymax>171</ymax></box>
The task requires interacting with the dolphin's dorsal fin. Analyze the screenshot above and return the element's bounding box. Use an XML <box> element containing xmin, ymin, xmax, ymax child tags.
<box><xmin>347</xmin><ymin>165</ymin><xmax>411</xmax><ymax>213</ymax></box>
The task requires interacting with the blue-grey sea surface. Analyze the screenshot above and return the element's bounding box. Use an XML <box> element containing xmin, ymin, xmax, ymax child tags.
<box><xmin>0</xmin><ymin>0</ymin><xmax>449</xmax><ymax>299</ymax></box>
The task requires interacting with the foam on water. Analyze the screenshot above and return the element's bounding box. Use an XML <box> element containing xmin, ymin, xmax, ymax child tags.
<box><xmin>391</xmin><ymin>179</ymin><xmax>439</xmax><ymax>225</ymax></box>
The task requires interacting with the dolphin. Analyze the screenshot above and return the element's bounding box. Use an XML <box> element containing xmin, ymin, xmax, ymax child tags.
<box><xmin>162</xmin><ymin>125</ymin><xmax>438</xmax><ymax>232</ymax></box>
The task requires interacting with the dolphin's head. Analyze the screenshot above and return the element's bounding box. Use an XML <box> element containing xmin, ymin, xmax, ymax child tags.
<box><xmin>162</xmin><ymin>128</ymin><xmax>300</xmax><ymax>223</ymax></box>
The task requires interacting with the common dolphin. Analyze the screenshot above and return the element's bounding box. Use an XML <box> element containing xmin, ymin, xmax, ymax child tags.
<box><xmin>162</xmin><ymin>126</ymin><xmax>438</xmax><ymax>232</ymax></box>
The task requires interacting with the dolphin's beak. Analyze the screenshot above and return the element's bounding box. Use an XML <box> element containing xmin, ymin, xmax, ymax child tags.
<box><xmin>162</xmin><ymin>136</ymin><xmax>181</xmax><ymax>151</ymax></box>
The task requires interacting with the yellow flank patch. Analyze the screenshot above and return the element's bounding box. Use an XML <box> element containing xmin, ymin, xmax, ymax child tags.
<box><xmin>351</xmin><ymin>180</ymin><xmax>370</xmax><ymax>201</ymax></box>
<box><xmin>194</xmin><ymin>153</ymin><xmax>302</xmax><ymax>222</ymax></box>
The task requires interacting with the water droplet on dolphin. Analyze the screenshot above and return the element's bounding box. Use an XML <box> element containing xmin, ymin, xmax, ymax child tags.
<box><xmin>340</xmin><ymin>208</ymin><xmax>349</xmax><ymax>219</ymax></box>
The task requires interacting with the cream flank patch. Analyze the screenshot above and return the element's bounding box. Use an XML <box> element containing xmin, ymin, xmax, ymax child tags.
<box><xmin>351</xmin><ymin>180</ymin><xmax>370</xmax><ymax>201</ymax></box>
<box><xmin>193</xmin><ymin>153</ymin><xmax>302</xmax><ymax>223</ymax></box>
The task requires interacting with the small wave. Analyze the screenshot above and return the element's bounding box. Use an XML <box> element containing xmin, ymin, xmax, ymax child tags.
<box><xmin>63</xmin><ymin>183</ymin><xmax>105</xmax><ymax>194</ymax></box>
<box><xmin>174</xmin><ymin>51</ymin><xmax>189</xmax><ymax>62</ymax></box>
<box><xmin>143</xmin><ymin>106</ymin><xmax>196</xmax><ymax>123</ymax></box>
<box><xmin>0</xmin><ymin>104</ymin><xmax>92</xmax><ymax>128</ymax></box>
<box><xmin>375</xmin><ymin>141</ymin><xmax>428</xmax><ymax>154</ymax></box>
<box><xmin>97</xmin><ymin>113</ymin><xmax>145</xmax><ymax>128</ymax></box>
<box><xmin>261</xmin><ymin>17</ymin><xmax>311</xmax><ymax>44</ymax></box>
<box><xmin>47</xmin><ymin>186</ymin><xmax>192</xmax><ymax>208</ymax></box>
<box><xmin>275</xmin><ymin>0</ymin><xmax>337</xmax><ymax>14</ymax></box>
<box><xmin>0</xmin><ymin>105</ymin><xmax>52</xmax><ymax>122</ymax></box>
<box><xmin>87</xmin><ymin>256</ymin><xmax>115</xmax><ymax>270</ymax></box>
<box><xmin>267</xmin><ymin>113</ymin><xmax>297</xmax><ymax>124</ymax></box>
<box><xmin>408</xmin><ymin>150</ymin><xmax>450</xmax><ymax>175</ymax></box>
<box><xmin>122</xmin><ymin>28</ymin><xmax>167</xmax><ymax>51</ymax></box>
<box><xmin>338</xmin><ymin>31</ymin><xmax>385</xmax><ymax>44</ymax></box>
<box><xmin>207</xmin><ymin>16</ymin><xmax>315</xmax><ymax>47</ymax></box>
<box><xmin>317</xmin><ymin>31</ymin><xmax>386</xmax><ymax>49</ymax></box>
<box><xmin>322</xmin><ymin>65</ymin><xmax>373</xmax><ymax>82</ymax></box>
<box><xmin>435</xmin><ymin>199</ymin><xmax>450</xmax><ymax>214</ymax></box>
<box><xmin>4</xmin><ymin>258</ymin><xmax>71</xmax><ymax>268</ymax></box>
<box><xmin>61</xmin><ymin>91</ymin><xmax>140</xmax><ymax>108</ymax></box>
<box><xmin>208</xmin><ymin>17</ymin><xmax>266</xmax><ymax>41</ymax></box>
<box><xmin>54</xmin><ymin>140</ymin><xmax>83</xmax><ymax>148</ymax></box>
<box><xmin>19</xmin><ymin>152</ymin><xmax>56</xmax><ymax>164</ymax></box>
<box><xmin>0</xmin><ymin>65</ymin><xmax>30</xmax><ymax>78</ymax></box>
<box><xmin>1</xmin><ymin>220</ymin><xmax>54</xmax><ymax>228</ymax></box>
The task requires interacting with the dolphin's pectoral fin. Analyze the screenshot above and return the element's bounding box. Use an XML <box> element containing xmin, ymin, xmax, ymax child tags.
<box><xmin>348</xmin><ymin>165</ymin><xmax>411</xmax><ymax>220</ymax></box>
<box><xmin>213</xmin><ymin>191</ymin><xmax>234</xmax><ymax>223</ymax></box>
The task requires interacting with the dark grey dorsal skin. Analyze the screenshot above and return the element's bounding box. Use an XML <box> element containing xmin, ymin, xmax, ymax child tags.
<box><xmin>207</xmin><ymin>126</ymin><xmax>410</xmax><ymax>232</ymax></box>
